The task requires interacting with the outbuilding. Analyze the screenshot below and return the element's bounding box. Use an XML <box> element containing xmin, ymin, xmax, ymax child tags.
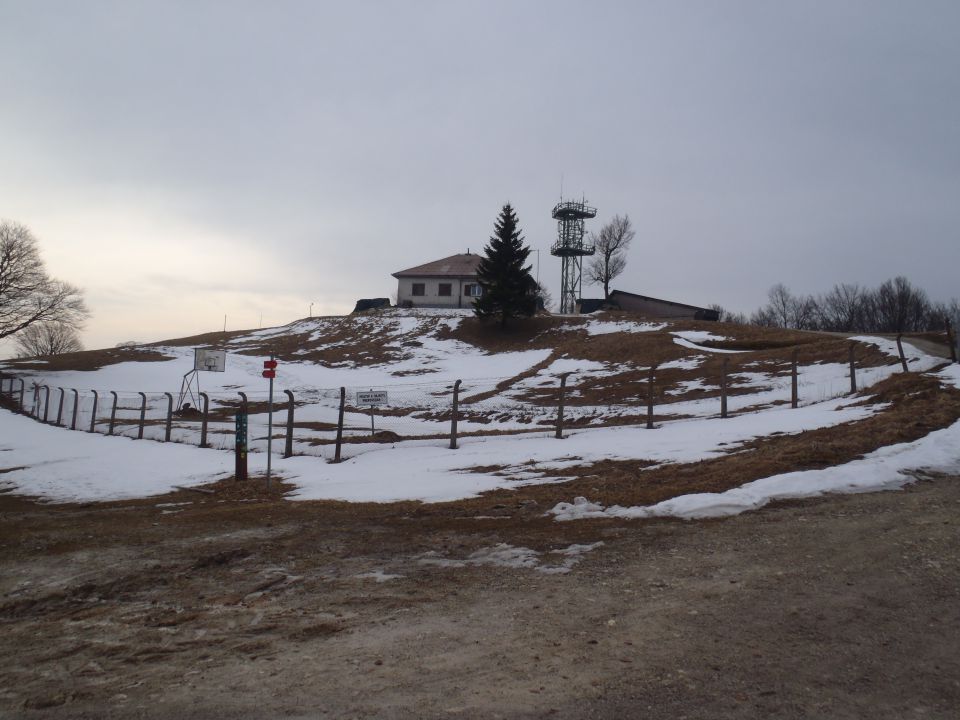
<box><xmin>392</xmin><ymin>253</ymin><xmax>483</xmax><ymax>308</ymax></box>
<box><xmin>578</xmin><ymin>290</ymin><xmax>719</xmax><ymax>321</ymax></box>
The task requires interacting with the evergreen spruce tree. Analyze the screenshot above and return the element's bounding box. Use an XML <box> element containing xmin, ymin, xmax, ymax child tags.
<box><xmin>474</xmin><ymin>204</ymin><xmax>538</xmax><ymax>328</ymax></box>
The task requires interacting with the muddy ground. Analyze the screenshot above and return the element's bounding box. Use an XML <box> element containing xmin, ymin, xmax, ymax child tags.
<box><xmin>1</xmin><ymin>471</ymin><xmax>958</xmax><ymax>720</ymax></box>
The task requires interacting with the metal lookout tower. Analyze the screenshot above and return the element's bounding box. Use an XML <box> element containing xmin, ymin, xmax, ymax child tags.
<box><xmin>550</xmin><ymin>197</ymin><xmax>597</xmax><ymax>314</ymax></box>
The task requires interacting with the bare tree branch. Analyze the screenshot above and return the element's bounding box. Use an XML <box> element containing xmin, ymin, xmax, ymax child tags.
<box><xmin>0</xmin><ymin>220</ymin><xmax>89</xmax><ymax>341</ymax></box>
<box><xmin>586</xmin><ymin>215</ymin><xmax>634</xmax><ymax>300</ymax></box>
<box><xmin>15</xmin><ymin>321</ymin><xmax>84</xmax><ymax>357</ymax></box>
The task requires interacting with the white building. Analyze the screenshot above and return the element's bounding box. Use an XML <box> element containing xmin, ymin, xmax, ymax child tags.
<box><xmin>392</xmin><ymin>253</ymin><xmax>483</xmax><ymax>308</ymax></box>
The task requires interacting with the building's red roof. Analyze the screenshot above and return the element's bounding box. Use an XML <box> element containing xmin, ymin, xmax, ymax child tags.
<box><xmin>392</xmin><ymin>253</ymin><xmax>482</xmax><ymax>278</ymax></box>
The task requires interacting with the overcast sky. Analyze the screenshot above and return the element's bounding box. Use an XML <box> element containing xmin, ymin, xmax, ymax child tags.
<box><xmin>2</xmin><ymin>0</ymin><xmax>958</xmax><ymax>352</ymax></box>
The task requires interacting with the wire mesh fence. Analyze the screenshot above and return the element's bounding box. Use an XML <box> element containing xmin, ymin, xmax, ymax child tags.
<box><xmin>0</xmin><ymin>341</ymin><xmax>904</xmax><ymax>467</ymax></box>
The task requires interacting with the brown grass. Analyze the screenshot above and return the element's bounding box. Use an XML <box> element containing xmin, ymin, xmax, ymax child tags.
<box><xmin>462</xmin><ymin>369</ymin><xmax>960</xmax><ymax>511</ymax></box>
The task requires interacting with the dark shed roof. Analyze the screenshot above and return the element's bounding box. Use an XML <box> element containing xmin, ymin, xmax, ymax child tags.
<box><xmin>392</xmin><ymin>253</ymin><xmax>482</xmax><ymax>279</ymax></box>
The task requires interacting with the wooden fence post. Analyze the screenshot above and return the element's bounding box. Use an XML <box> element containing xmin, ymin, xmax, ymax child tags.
<box><xmin>896</xmin><ymin>334</ymin><xmax>908</xmax><ymax>372</ymax></box>
<box><xmin>109</xmin><ymin>391</ymin><xmax>118</xmax><ymax>435</ymax></box>
<box><xmin>647</xmin><ymin>365</ymin><xmax>656</xmax><ymax>429</ymax></box>
<box><xmin>89</xmin><ymin>391</ymin><xmax>98</xmax><ymax>433</ymax></box>
<box><xmin>720</xmin><ymin>358</ymin><xmax>728</xmax><ymax>419</ymax></box>
<box><xmin>555</xmin><ymin>374</ymin><xmax>569</xmax><ymax>439</ymax></box>
<box><xmin>791</xmin><ymin>350</ymin><xmax>799</xmax><ymax>409</ymax></box>
<box><xmin>947</xmin><ymin>320</ymin><xmax>958</xmax><ymax>363</ymax></box>
<box><xmin>334</xmin><ymin>387</ymin><xmax>346</xmax><ymax>463</ymax></box>
<box><xmin>31</xmin><ymin>384</ymin><xmax>40</xmax><ymax>418</ymax></box>
<box><xmin>17</xmin><ymin>379</ymin><xmax>25</xmax><ymax>412</ymax></box>
<box><xmin>449</xmin><ymin>379</ymin><xmax>462</xmax><ymax>449</ymax></box>
<box><xmin>164</xmin><ymin>392</ymin><xmax>173</xmax><ymax>442</ymax></box>
<box><xmin>70</xmin><ymin>389</ymin><xmax>79</xmax><ymax>430</ymax></box>
<box><xmin>42</xmin><ymin>386</ymin><xmax>50</xmax><ymax>423</ymax></box>
<box><xmin>199</xmin><ymin>392</ymin><xmax>210</xmax><ymax>448</ymax></box>
<box><xmin>283</xmin><ymin>389</ymin><xmax>295</xmax><ymax>458</ymax></box>
<box><xmin>137</xmin><ymin>392</ymin><xmax>147</xmax><ymax>439</ymax></box>
<box><xmin>849</xmin><ymin>342</ymin><xmax>857</xmax><ymax>394</ymax></box>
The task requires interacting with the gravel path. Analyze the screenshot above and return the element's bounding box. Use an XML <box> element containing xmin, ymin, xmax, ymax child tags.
<box><xmin>1</xmin><ymin>472</ymin><xmax>958</xmax><ymax>719</ymax></box>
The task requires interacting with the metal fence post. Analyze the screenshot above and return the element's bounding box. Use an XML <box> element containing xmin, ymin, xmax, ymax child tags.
<box><xmin>42</xmin><ymin>385</ymin><xmax>50</xmax><ymax>423</ymax></box>
<box><xmin>849</xmin><ymin>342</ymin><xmax>857</xmax><ymax>394</ymax></box>
<box><xmin>896</xmin><ymin>334</ymin><xmax>908</xmax><ymax>372</ymax></box>
<box><xmin>646</xmin><ymin>365</ymin><xmax>656</xmax><ymax>429</ymax></box>
<box><xmin>89</xmin><ymin>391</ymin><xmax>98</xmax><ymax>433</ymax></box>
<box><xmin>163</xmin><ymin>392</ymin><xmax>173</xmax><ymax>442</ymax></box>
<box><xmin>555</xmin><ymin>373</ymin><xmax>569</xmax><ymax>439</ymax></box>
<box><xmin>109</xmin><ymin>391</ymin><xmax>118</xmax><ymax>435</ymax></box>
<box><xmin>791</xmin><ymin>350</ymin><xmax>799</xmax><ymax>409</ymax></box>
<box><xmin>450</xmin><ymin>379</ymin><xmax>462</xmax><ymax>449</ymax></box>
<box><xmin>334</xmin><ymin>387</ymin><xmax>345</xmax><ymax>463</ymax></box>
<box><xmin>199</xmin><ymin>392</ymin><xmax>209</xmax><ymax>448</ymax></box>
<box><xmin>56</xmin><ymin>387</ymin><xmax>65</xmax><ymax>426</ymax></box>
<box><xmin>31</xmin><ymin>383</ymin><xmax>40</xmax><ymax>418</ymax></box>
<box><xmin>720</xmin><ymin>358</ymin><xmax>728</xmax><ymax>419</ymax></box>
<box><xmin>137</xmin><ymin>392</ymin><xmax>147</xmax><ymax>439</ymax></box>
<box><xmin>70</xmin><ymin>389</ymin><xmax>79</xmax><ymax>430</ymax></box>
<box><xmin>283</xmin><ymin>389</ymin><xmax>295</xmax><ymax>458</ymax></box>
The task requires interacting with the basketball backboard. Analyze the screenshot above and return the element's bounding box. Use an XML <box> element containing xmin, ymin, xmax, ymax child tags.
<box><xmin>194</xmin><ymin>349</ymin><xmax>226</xmax><ymax>372</ymax></box>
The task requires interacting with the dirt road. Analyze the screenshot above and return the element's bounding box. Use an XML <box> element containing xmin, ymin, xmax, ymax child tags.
<box><xmin>1</xmin><ymin>470</ymin><xmax>958</xmax><ymax>719</ymax></box>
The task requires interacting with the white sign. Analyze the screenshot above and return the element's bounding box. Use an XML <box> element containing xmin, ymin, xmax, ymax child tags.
<box><xmin>194</xmin><ymin>349</ymin><xmax>226</xmax><ymax>372</ymax></box>
<box><xmin>356</xmin><ymin>390</ymin><xmax>388</xmax><ymax>405</ymax></box>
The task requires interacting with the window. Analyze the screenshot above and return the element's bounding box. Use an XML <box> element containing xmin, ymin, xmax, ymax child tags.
<box><xmin>438</xmin><ymin>283</ymin><xmax>452</xmax><ymax>297</ymax></box>
<box><xmin>412</xmin><ymin>283</ymin><xmax>425</xmax><ymax>297</ymax></box>
<box><xmin>464</xmin><ymin>283</ymin><xmax>482</xmax><ymax>297</ymax></box>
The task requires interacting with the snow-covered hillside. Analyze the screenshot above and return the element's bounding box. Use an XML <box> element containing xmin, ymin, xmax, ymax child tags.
<box><xmin>2</xmin><ymin>309</ymin><xmax>957</xmax><ymax>514</ymax></box>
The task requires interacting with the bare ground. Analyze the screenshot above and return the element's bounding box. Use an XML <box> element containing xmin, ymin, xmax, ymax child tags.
<box><xmin>1</xmin><ymin>469</ymin><xmax>958</xmax><ymax>720</ymax></box>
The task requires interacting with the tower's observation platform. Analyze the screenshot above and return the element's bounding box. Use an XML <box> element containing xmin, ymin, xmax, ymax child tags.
<box><xmin>550</xmin><ymin>200</ymin><xmax>597</xmax><ymax>257</ymax></box>
<box><xmin>550</xmin><ymin>198</ymin><xmax>597</xmax><ymax>313</ymax></box>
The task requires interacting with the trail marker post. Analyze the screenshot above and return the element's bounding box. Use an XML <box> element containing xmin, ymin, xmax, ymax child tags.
<box><xmin>236</xmin><ymin>392</ymin><xmax>248</xmax><ymax>481</ymax></box>
<box><xmin>263</xmin><ymin>357</ymin><xmax>278</xmax><ymax>488</ymax></box>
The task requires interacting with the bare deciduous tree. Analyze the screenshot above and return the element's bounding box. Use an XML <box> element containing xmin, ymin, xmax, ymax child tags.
<box><xmin>586</xmin><ymin>215</ymin><xmax>634</xmax><ymax>300</ymax></box>
<box><xmin>873</xmin><ymin>276</ymin><xmax>930</xmax><ymax>333</ymax></box>
<box><xmin>15</xmin><ymin>321</ymin><xmax>83</xmax><ymax>358</ymax></box>
<box><xmin>1</xmin><ymin>220</ymin><xmax>89</xmax><ymax>341</ymax></box>
<box><xmin>816</xmin><ymin>283</ymin><xmax>867</xmax><ymax>332</ymax></box>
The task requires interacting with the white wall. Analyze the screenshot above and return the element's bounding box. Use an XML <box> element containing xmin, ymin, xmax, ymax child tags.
<box><xmin>396</xmin><ymin>277</ymin><xmax>476</xmax><ymax>308</ymax></box>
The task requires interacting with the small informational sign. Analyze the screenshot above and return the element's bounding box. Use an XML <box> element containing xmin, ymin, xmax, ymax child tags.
<box><xmin>194</xmin><ymin>349</ymin><xmax>226</xmax><ymax>372</ymax></box>
<box><xmin>356</xmin><ymin>390</ymin><xmax>388</xmax><ymax>406</ymax></box>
